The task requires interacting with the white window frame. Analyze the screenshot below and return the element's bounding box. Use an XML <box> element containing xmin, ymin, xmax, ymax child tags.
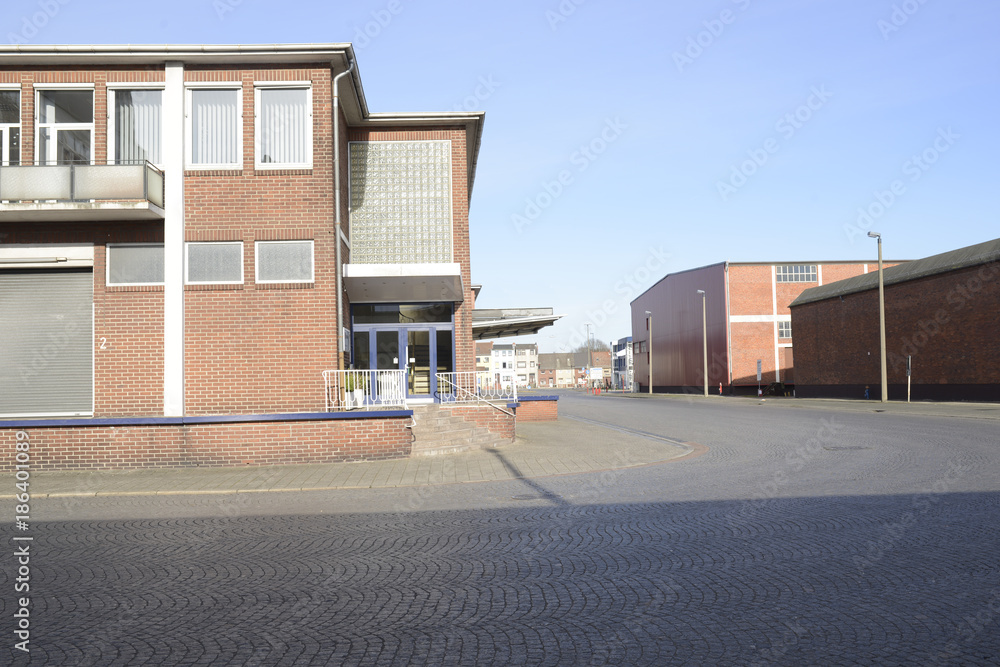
<box><xmin>254</xmin><ymin>240</ymin><xmax>315</xmax><ymax>284</ymax></box>
<box><xmin>254</xmin><ymin>82</ymin><xmax>312</xmax><ymax>170</ymax></box>
<box><xmin>35</xmin><ymin>84</ymin><xmax>96</xmax><ymax>165</ymax></box>
<box><xmin>106</xmin><ymin>243</ymin><xmax>165</xmax><ymax>286</ymax></box>
<box><xmin>107</xmin><ymin>83</ymin><xmax>165</xmax><ymax>168</ymax></box>
<box><xmin>0</xmin><ymin>85</ymin><xmax>20</xmax><ymax>166</ymax></box>
<box><xmin>778</xmin><ymin>321</ymin><xmax>792</xmax><ymax>339</ymax></box>
<box><xmin>775</xmin><ymin>264</ymin><xmax>818</xmax><ymax>283</ymax></box>
<box><xmin>185</xmin><ymin>241</ymin><xmax>244</xmax><ymax>285</ymax></box>
<box><xmin>185</xmin><ymin>83</ymin><xmax>243</xmax><ymax>170</ymax></box>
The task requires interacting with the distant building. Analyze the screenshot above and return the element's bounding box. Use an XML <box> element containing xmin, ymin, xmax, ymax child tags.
<box><xmin>513</xmin><ymin>343</ymin><xmax>538</xmax><ymax>388</ymax></box>
<box><xmin>490</xmin><ymin>343</ymin><xmax>516</xmax><ymax>389</ymax></box>
<box><xmin>631</xmin><ymin>260</ymin><xmax>903</xmax><ymax>393</ymax></box>
<box><xmin>613</xmin><ymin>337</ymin><xmax>634</xmax><ymax>390</ymax></box>
<box><xmin>476</xmin><ymin>341</ymin><xmax>493</xmax><ymax>373</ymax></box>
<box><xmin>589</xmin><ymin>350</ymin><xmax>612</xmax><ymax>387</ymax></box>
<box><xmin>790</xmin><ymin>238</ymin><xmax>1000</xmax><ymax>401</ymax></box>
<box><xmin>538</xmin><ymin>352</ymin><xmax>584</xmax><ymax>388</ymax></box>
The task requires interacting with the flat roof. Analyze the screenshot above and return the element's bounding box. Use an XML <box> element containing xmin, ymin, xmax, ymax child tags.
<box><xmin>471</xmin><ymin>308</ymin><xmax>563</xmax><ymax>340</ymax></box>
<box><xmin>790</xmin><ymin>237</ymin><xmax>1000</xmax><ymax>307</ymax></box>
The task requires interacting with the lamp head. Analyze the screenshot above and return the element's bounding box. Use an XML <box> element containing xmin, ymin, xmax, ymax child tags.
<box><xmin>697</xmin><ymin>290</ymin><xmax>705</xmax><ymax>295</ymax></box>
<box><xmin>867</xmin><ymin>231</ymin><xmax>881</xmax><ymax>239</ymax></box>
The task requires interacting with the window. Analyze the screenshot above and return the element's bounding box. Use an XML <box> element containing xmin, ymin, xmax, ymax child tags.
<box><xmin>517</xmin><ymin>361</ymin><xmax>526</xmax><ymax>368</ymax></box>
<box><xmin>0</xmin><ymin>89</ymin><xmax>20</xmax><ymax>165</ymax></box>
<box><xmin>255</xmin><ymin>240</ymin><xmax>314</xmax><ymax>283</ymax></box>
<box><xmin>353</xmin><ymin>303</ymin><xmax>453</xmax><ymax>324</ymax></box>
<box><xmin>185</xmin><ymin>242</ymin><xmax>243</xmax><ymax>284</ymax></box>
<box><xmin>187</xmin><ymin>87</ymin><xmax>241</xmax><ymax>168</ymax></box>
<box><xmin>37</xmin><ymin>88</ymin><xmax>93</xmax><ymax>164</ymax></box>
<box><xmin>256</xmin><ymin>85</ymin><xmax>311</xmax><ymax>169</ymax></box>
<box><xmin>107</xmin><ymin>244</ymin><xmax>164</xmax><ymax>285</ymax></box>
<box><xmin>775</xmin><ymin>264</ymin><xmax>817</xmax><ymax>283</ymax></box>
<box><xmin>111</xmin><ymin>89</ymin><xmax>162</xmax><ymax>165</ymax></box>
<box><xmin>778</xmin><ymin>321</ymin><xmax>792</xmax><ymax>339</ymax></box>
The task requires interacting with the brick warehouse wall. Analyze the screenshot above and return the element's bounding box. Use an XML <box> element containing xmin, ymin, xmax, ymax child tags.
<box><xmin>183</xmin><ymin>66</ymin><xmax>339</xmax><ymax>415</ymax></box>
<box><xmin>348</xmin><ymin>127</ymin><xmax>476</xmax><ymax>375</ymax></box>
<box><xmin>1</xmin><ymin>58</ymin><xmax>485</xmax><ymax>469</ymax></box>
<box><xmin>727</xmin><ymin>263</ymin><xmax>890</xmax><ymax>387</ymax></box>
<box><xmin>0</xmin><ymin>64</ymin><xmax>341</xmax><ymax>417</ymax></box>
<box><xmin>0</xmin><ymin>416</ymin><xmax>412</xmax><ymax>472</ymax></box>
<box><xmin>791</xmin><ymin>261</ymin><xmax>1000</xmax><ymax>401</ymax></box>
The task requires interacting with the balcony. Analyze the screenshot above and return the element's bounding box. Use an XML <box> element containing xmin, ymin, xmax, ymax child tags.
<box><xmin>0</xmin><ymin>162</ymin><xmax>164</xmax><ymax>222</ymax></box>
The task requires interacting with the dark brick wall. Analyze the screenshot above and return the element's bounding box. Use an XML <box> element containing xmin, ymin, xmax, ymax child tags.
<box><xmin>791</xmin><ymin>261</ymin><xmax>1000</xmax><ymax>400</ymax></box>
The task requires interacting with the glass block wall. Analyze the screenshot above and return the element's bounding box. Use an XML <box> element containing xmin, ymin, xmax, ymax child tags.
<box><xmin>349</xmin><ymin>140</ymin><xmax>453</xmax><ymax>264</ymax></box>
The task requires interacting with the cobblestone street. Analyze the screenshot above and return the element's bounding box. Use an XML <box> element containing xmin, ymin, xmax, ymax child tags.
<box><xmin>5</xmin><ymin>392</ymin><xmax>1000</xmax><ymax>665</ymax></box>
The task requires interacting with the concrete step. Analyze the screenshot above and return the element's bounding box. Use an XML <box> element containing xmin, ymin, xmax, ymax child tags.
<box><xmin>407</xmin><ymin>403</ymin><xmax>507</xmax><ymax>455</ymax></box>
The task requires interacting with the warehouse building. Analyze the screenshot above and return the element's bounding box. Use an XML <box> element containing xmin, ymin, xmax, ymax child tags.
<box><xmin>0</xmin><ymin>43</ymin><xmax>552</xmax><ymax>470</ymax></box>
<box><xmin>790</xmin><ymin>237</ymin><xmax>1000</xmax><ymax>401</ymax></box>
<box><xmin>630</xmin><ymin>260</ymin><xmax>902</xmax><ymax>393</ymax></box>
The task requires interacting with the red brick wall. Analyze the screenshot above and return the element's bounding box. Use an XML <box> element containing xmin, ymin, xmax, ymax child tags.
<box><xmin>2</xmin><ymin>64</ymin><xmax>481</xmax><ymax>422</ymax></box>
<box><xmin>792</xmin><ymin>261</ymin><xmax>1000</xmax><ymax>398</ymax></box>
<box><xmin>182</xmin><ymin>66</ymin><xmax>339</xmax><ymax>414</ymax></box>
<box><xmin>446</xmin><ymin>404</ymin><xmax>515</xmax><ymax>441</ymax></box>
<box><xmin>516</xmin><ymin>400</ymin><xmax>558</xmax><ymax>422</ymax></box>
<box><xmin>728</xmin><ymin>263</ymin><xmax>878</xmax><ymax>386</ymax></box>
<box><xmin>347</xmin><ymin>127</ymin><xmax>475</xmax><ymax>375</ymax></box>
<box><xmin>0</xmin><ymin>416</ymin><xmax>411</xmax><ymax>471</ymax></box>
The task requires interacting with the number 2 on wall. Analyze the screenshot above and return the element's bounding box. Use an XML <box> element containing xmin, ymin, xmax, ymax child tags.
<box><xmin>99</xmin><ymin>337</ymin><xmax>107</xmax><ymax>350</ymax></box>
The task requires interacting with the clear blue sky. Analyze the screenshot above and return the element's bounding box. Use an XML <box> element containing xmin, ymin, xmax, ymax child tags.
<box><xmin>13</xmin><ymin>0</ymin><xmax>998</xmax><ymax>352</ymax></box>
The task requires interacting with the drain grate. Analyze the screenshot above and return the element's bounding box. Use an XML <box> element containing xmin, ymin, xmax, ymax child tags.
<box><xmin>511</xmin><ymin>494</ymin><xmax>546</xmax><ymax>501</ymax></box>
<box><xmin>823</xmin><ymin>446</ymin><xmax>872</xmax><ymax>451</ymax></box>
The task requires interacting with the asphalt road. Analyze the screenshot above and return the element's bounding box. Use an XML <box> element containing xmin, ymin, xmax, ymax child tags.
<box><xmin>4</xmin><ymin>392</ymin><xmax>999</xmax><ymax>665</ymax></box>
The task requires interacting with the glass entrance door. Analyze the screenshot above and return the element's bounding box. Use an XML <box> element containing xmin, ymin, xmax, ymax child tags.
<box><xmin>407</xmin><ymin>330</ymin><xmax>432</xmax><ymax>396</ymax></box>
<box><xmin>351</xmin><ymin>303</ymin><xmax>455</xmax><ymax>401</ymax></box>
<box><xmin>352</xmin><ymin>326</ymin><xmax>454</xmax><ymax>399</ymax></box>
<box><xmin>375</xmin><ymin>330</ymin><xmax>399</xmax><ymax>371</ymax></box>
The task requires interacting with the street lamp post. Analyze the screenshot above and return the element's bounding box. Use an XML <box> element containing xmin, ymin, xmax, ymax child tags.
<box><xmin>697</xmin><ymin>290</ymin><xmax>707</xmax><ymax>397</ymax></box>
<box><xmin>868</xmin><ymin>231</ymin><xmax>888</xmax><ymax>403</ymax></box>
<box><xmin>645</xmin><ymin>310</ymin><xmax>652</xmax><ymax>395</ymax></box>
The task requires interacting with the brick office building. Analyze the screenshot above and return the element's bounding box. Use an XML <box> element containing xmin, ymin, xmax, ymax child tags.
<box><xmin>0</xmin><ymin>43</ymin><xmax>527</xmax><ymax>470</ymax></box>
<box><xmin>790</xmin><ymin>238</ymin><xmax>1000</xmax><ymax>401</ymax></box>
<box><xmin>631</xmin><ymin>260</ymin><xmax>902</xmax><ymax>393</ymax></box>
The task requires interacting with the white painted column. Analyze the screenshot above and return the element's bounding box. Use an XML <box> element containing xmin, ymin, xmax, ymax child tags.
<box><xmin>771</xmin><ymin>265</ymin><xmax>779</xmax><ymax>382</ymax></box>
<box><xmin>163</xmin><ymin>62</ymin><xmax>185</xmax><ymax>416</ymax></box>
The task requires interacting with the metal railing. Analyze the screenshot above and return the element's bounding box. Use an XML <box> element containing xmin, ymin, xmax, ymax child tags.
<box><xmin>0</xmin><ymin>162</ymin><xmax>164</xmax><ymax>208</ymax></box>
<box><xmin>436</xmin><ymin>371</ymin><xmax>517</xmax><ymax>416</ymax></box>
<box><xmin>323</xmin><ymin>369</ymin><xmax>408</xmax><ymax>411</ymax></box>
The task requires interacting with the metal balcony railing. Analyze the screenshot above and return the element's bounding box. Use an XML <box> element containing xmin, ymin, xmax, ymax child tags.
<box><xmin>323</xmin><ymin>369</ymin><xmax>407</xmax><ymax>411</ymax></box>
<box><xmin>0</xmin><ymin>162</ymin><xmax>164</xmax><ymax>208</ymax></box>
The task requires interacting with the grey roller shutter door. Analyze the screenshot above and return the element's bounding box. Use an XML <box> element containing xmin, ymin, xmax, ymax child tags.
<box><xmin>0</xmin><ymin>270</ymin><xmax>93</xmax><ymax>416</ymax></box>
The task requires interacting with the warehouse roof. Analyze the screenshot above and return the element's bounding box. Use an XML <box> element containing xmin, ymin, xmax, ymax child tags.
<box><xmin>790</xmin><ymin>237</ymin><xmax>1000</xmax><ymax>307</ymax></box>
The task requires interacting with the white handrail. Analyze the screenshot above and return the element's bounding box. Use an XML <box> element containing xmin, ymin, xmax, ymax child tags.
<box><xmin>322</xmin><ymin>369</ymin><xmax>407</xmax><ymax>411</ymax></box>
<box><xmin>436</xmin><ymin>371</ymin><xmax>516</xmax><ymax>416</ymax></box>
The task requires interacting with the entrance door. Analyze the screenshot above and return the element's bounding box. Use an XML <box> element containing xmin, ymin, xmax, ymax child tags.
<box><xmin>353</xmin><ymin>326</ymin><xmax>454</xmax><ymax>400</ymax></box>
<box><xmin>407</xmin><ymin>329</ymin><xmax>432</xmax><ymax>396</ymax></box>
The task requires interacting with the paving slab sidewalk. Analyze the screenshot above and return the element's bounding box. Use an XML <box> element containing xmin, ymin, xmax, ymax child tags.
<box><xmin>14</xmin><ymin>417</ymin><xmax>693</xmax><ymax>500</ymax></box>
